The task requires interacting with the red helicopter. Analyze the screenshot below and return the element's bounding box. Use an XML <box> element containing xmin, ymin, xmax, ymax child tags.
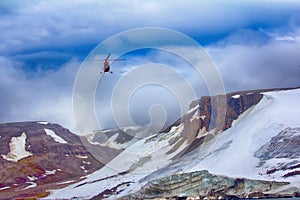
<box><xmin>83</xmin><ymin>53</ymin><xmax>125</xmax><ymax>74</ymax></box>
<box><xmin>100</xmin><ymin>53</ymin><xmax>125</xmax><ymax>74</ymax></box>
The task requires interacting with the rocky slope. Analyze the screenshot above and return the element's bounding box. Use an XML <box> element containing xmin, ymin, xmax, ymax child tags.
<box><xmin>0</xmin><ymin>121</ymin><xmax>103</xmax><ymax>199</ymax></box>
<box><xmin>120</xmin><ymin>170</ymin><xmax>298</xmax><ymax>199</ymax></box>
<box><xmin>255</xmin><ymin>127</ymin><xmax>300</xmax><ymax>179</ymax></box>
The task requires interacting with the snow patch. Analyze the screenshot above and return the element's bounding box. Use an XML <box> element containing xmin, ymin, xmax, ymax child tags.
<box><xmin>190</xmin><ymin>109</ymin><xmax>200</xmax><ymax>122</ymax></box>
<box><xmin>200</xmin><ymin>115</ymin><xmax>206</xmax><ymax>120</ymax></box>
<box><xmin>38</xmin><ymin>121</ymin><xmax>49</xmax><ymax>125</ymax></box>
<box><xmin>83</xmin><ymin>160</ymin><xmax>91</xmax><ymax>165</ymax></box>
<box><xmin>168</xmin><ymin>124</ymin><xmax>184</xmax><ymax>134</ymax></box>
<box><xmin>122</xmin><ymin>125</ymin><xmax>142</xmax><ymax>132</ymax></box>
<box><xmin>101</xmin><ymin>133</ymin><xmax>123</xmax><ymax>149</ymax></box>
<box><xmin>232</xmin><ymin>94</ymin><xmax>240</xmax><ymax>99</ymax></box>
<box><xmin>76</xmin><ymin>155</ymin><xmax>88</xmax><ymax>159</ymax></box>
<box><xmin>28</xmin><ymin>176</ymin><xmax>38</xmax><ymax>181</ymax></box>
<box><xmin>56</xmin><ymin>180</ymin><xmax>77</xmax><ymax>185</ymax></box>
<box><xmin>44</xmin><ymin>128</ymin><xmax>67</xmax><ymax>144</ymax></box>
<box><xmin>21</xmin><ymin>182</ymin><xmax>37</xmax><ymax>190</ymax></box>
<box><xmin>45</xmin><ymin>169</ymin><xmax>57</xmax><ymax>175</ymax></box>
<box><xmin>196</xmin><ymin>127</ymin><xmax>207</xmax><ymax>138</ymax></box>
<box><xmin>1</xmin><ymin>132</ymin><xmax>33</xmax><ymax>162</ymax></box>
<box><xmin>0</xmin><ymin>186</ymin><xmax>11</xmax><ymax>191</ymax></box>
<box><xmin>80</xmin><ymin>165</ymin><xmax>86</xmax><ymax>170</ymax></box>
<box><xmin>186</xmin><ymin>104</ymin><xmax>200</xmax><ymax>114</ymax></box>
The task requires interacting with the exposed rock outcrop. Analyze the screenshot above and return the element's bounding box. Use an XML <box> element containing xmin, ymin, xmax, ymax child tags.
<box><xmin>255</xmin><ymin>127</ymin><xmax>300</xmax><ymax>179</ymax></box>
<box><xmin>165</xmin><ymin>90</ymin><xmax>264</xmax><ymax>158</ymax></box>
<box><xmin>120</xmin><ymin>170</ymin><xmax>299</xmax><ymax>199</ymax></box>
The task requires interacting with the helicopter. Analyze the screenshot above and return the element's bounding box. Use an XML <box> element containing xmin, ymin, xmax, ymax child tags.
<box><xmin>100</xmin><ymin>53</ymin><xmax>125</xmax><ymax>74</ymax></box>
<box><xmin>83</xmin><ymin>53</ymin><xmax>125</xmax><ymax>74</ymax></box>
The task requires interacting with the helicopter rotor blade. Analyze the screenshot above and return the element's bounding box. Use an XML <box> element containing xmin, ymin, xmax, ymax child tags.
<box><xmin>82</xmin><ymin>58</ymin><xmax>126</xmax><ymax>61</ymax></box>
<box><xmin>83</xmin><ymin>58</ymin><xmax>126</xmax><ymax>62</ymax></box>
<box><xmin>81</xmin><ymin>53</ymin><xmax>126</xmax><ymax>61</ymax></box>
<box><xmin>105</xmin><ymin>53</ymin><xmax>111</xmax><ymax>61</ymax></box>
<box><xmin>112</xmin><ymin>58</ymin><xmax>126</xmax><ymax>61</ymax></box>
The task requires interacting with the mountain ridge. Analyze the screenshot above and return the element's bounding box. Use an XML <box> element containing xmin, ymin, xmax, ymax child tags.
<box><xmin>1</xmin><ymin>86</ymin><xmax>300</xmax><ymax>199</ymax></box>
<box><xmin>47</xmin><ymin>87</ymin><xmax>300</xmax><ymax>199</ymax></box>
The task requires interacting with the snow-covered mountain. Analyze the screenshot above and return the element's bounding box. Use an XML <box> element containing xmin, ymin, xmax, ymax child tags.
<box><xmin>0</xmin><ymin>122</ymin><xmax>103</xmax><ymax>199</ymax></box>
<box><xmin>85</xmin><ymin>126</ymin><xmax>154</xmax><ymax>150</ymax></box>
<box><xmin>46</xmin><ymin>87</ymin><xmax>300</xmax><ymax>199</ymax></box>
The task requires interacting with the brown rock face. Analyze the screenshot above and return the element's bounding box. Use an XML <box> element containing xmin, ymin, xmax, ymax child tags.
<box><xmin>224</xmin><ymin>92</ymin><xmax>263</xmax><ymax>130</ymax></box>
<box><xmin>190</xmin><ymin>91</ymin><xmax>263</xmax><ymax>132</ymax></box>
<box><xmin>164</xmin><ymin>90</ymin><xmax>264</xmax><ymax>157</ymax></box>
<box><xmin>0</xmin><ymin>121</ymin><xmax>103</xmax><ymax>199</ymax></box>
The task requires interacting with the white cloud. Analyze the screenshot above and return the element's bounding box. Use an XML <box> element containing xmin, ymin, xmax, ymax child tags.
<box><xmin>92</xmin><ymin>48</ymin><xmax>215</xmax><ymax>131</ymax></box>
<box><xmin>0</xmin><ymin>57</ymin><xmax>79</xmax><ymax>131</ymax></box>
<box><xmin>207</xmin><ymin>28</ymin><xmax>300</xmax><ymax>92</ymax></box>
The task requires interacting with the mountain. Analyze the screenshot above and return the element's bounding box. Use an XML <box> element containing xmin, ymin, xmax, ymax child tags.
<box><xmin>0</xmin><ymin>122</ymin><xmax>103</xmax><ymax>199</ymax></box>
<box><xmin>85</xmin><ymin>126</ymin><xmax>153</xmax><ymax>150</ymax></box>
<box><xmin>46</xmin><ymin>87</ymin><xmax>300</xmax><ymax>199</ymax></box>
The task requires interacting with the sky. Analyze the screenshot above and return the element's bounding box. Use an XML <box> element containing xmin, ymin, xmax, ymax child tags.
<box><xmin>0</xmin><ymin>0</ymin><xmax>300</xmax><ymax>133</ymax></box>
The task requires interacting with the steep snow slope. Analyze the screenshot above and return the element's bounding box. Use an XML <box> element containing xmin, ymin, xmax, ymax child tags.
<box><xmin>181</xmin><ymin>89</ymin><xmax>300</xmax><ymax>181</ymax></box>
<box><xmin>47</xmin><ymin>88</ymin><xmax>300</xmax><ymax>199</ymax></box>
<box><xmin>135</xmin><ymin>89</ymin><xmax>300</xmax><ymax>192</ymax></box>
<box><xmin>47</xmin><ymin>123</ymin><xmax>189</xmax><ymax>199</ymax></box>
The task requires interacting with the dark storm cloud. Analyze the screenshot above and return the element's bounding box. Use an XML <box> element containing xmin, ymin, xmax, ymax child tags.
<box><xmin>1</xmin><ymin>0</ymin><xmax>299</xmax><ymax>57</ymax></box>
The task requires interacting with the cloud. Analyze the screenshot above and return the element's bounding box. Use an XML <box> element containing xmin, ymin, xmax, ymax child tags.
<box><xmin>1</xmin><ymin>0</ymin><xmax>300</xmax><ymax>132</ymax></box>
<box><xmin>3</xmin><ymin>28</ymin><xmax>299</xmax><ymax>132</ymax></box>
<box><xmin>1</xmin><ymin>0</ymin><xmax>299</xmax><ymax>57</ymax></box>
<box><xmin>0</xmin><ymin>56</ymin><xmax>79</xmax><ymax>131</ymax></box>
<box><xmin>93</xmin><ymin>48</ymin><xmax>213</xmax><ymax>131</ymax></box>
<box><xmin>207</xmin><ymin>28</ymin><xmax>300</xmax><ymax>92</ymax></box>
